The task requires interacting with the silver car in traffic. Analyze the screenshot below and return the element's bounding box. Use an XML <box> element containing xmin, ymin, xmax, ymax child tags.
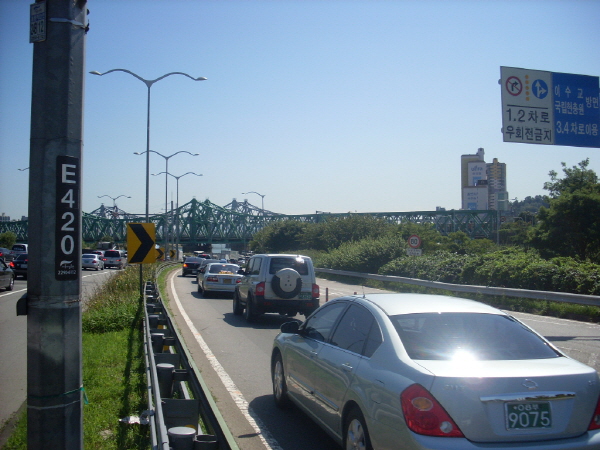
<box><xmin>271</xmin><ymin>293</ymin><xmax>600</xmax><ymax>449</ymax></box>
<box><xmin>82</xmin><ymin>253</ymin><xmax>104</xmax><ymax>271</ymax></box>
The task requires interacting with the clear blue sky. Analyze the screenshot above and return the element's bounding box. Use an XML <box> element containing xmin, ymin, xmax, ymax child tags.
<box><xmin>2</xmin><ymin>0</ymin><xmax>600</xmax><ymax>220</ymax></box>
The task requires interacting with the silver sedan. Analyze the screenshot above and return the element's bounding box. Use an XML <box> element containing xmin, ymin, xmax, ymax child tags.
<box><xmin>82</xmin><ymin>254</ymin><xmax>104</xmax><ymax>271</ymax></box>
<box><xmin>271</xmin><ymin>293</ymin><xmax>600</xmax><ymax>450</ymax></box>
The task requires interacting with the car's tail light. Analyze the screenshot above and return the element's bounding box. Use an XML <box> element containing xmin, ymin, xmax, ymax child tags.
<box><xmin>256</xmin><ymin>282</ymin><xmax>265</xmax><ymax>295</ymax></box>
<box><xmin>206</xmin><ymin>276</ymin><xmax>218</xmax><ymax>282</ymax></box>
<box><xmin>400</xmin><ymin>384</ymin><xmax>464</xmax><ymax>437</ymax></box>
<box><xmin>236</xmin><ymin>278</ymin><xmax>242</xmax><ymax>284</ymax></box>
<box><xmin>183</xmin><ymin>263</ymin><xmax>189</xmax><ymax>268</ymax></box>
<box><xmin>9</xmin><ymin>262</ymin><xmax>14</xmax><ymax>268</ymax></box>
<box><xmin>312</xmin><ymin>284</ymin><xmax>320</xmax><ymax>298</ymax></box>
<box><xmin>588</xmin><ymin>395</ymin><xmax>600</xmax><ymax>430</ymax></box>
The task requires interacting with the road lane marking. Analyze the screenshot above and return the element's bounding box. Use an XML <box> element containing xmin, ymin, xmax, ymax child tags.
<box><xmin>169</xmin><ymin>271</ymin><xmax>282</xmax><ymax>450</ymax></box>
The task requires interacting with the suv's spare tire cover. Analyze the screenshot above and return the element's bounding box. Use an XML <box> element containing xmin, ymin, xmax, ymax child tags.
<box><xmin>272</xmin><ymin>268</ymin><xmax>302</xmax><ymax>299</ymax></box>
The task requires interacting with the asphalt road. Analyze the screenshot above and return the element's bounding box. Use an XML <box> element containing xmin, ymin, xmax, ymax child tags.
<box><xmin>0</xmin><ymin>268</ymin><xmax>118</xmax><ymax>438</ymax></box>
<box><xmin>167</xmin><ymin>269</ymin><xmax>600</xmax><ymax>450</ymax></box>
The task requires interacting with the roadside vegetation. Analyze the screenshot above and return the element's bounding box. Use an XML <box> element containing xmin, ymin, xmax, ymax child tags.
<box><xmin>248</xmin><ymin>159</ymin><xmax>600</xmax><ymax>322</ymax></box>
<box><xmin>2</xmin><ymin>263</ymin><xmax>179</xmax><ymax>450</ymax></box>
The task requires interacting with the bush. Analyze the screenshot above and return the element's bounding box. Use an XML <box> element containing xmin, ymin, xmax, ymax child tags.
<box><xmin>316</xmin><ymin>234</ymin><xmax>406</xmax><ymax>273</ymax></box>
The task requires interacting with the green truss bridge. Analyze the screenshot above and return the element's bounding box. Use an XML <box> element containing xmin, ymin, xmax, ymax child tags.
<box><xmin>1</xmin><ymin>198</ymin><xmax>500</xmax><ymax>245</ymax></box>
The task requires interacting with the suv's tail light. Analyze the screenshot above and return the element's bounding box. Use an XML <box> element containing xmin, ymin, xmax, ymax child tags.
<box><xmin>588</xmin><ymin>395</ymin><xmax>600</xmax><ymax>430</ymax></box>
<box><xmin>400</xmin><ymin>384</ymin><xmax>464</xmax><ymax>437</ymax></box>
<box><xmin>256</xmin><ymin>282</ymin><xmax>265</xmax><ymax>295</ymax></box>
<box><xmin>312</xmin><ymin>284</ymin><xmax>320</xmax><ymax>298</ymax></box>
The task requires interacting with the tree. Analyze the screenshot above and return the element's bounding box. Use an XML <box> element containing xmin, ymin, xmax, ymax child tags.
<box><xmin>543</xmin><ymin>159</ymin><xmax>599</xmax><ymax>198</ymax></box>
<box><xmin>301</xmin><ymin>215</ymin><xmax>395</xmax><ymax>251</ymax></box>
<box><xmin>249</xmin><ymin>220</ymin><xmax>308</xmax><ymax>253</ymax></box>
<box><xmin>529</xmin><ymin>160</ymin><xmax>600</xmax><ymax>261</ymax></box>
<box><xmin>0</xmin><ymin>231</ymin><xmax>17</xmax><ymax>249</ymax></box>
<box><xmin>530</xmin><ymin>191</ymin><xmax>600</xmax><ymax>260</ymax></box>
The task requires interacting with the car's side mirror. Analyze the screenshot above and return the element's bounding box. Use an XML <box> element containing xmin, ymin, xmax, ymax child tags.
<box><xmin>237</xmin><ymin>268</ymin><xmax>246</xmax><ymax>275</ymax></box>
<box><xmin>280</xmin><ymin>321</ymin><xmax>300</xmax><ymax>334</ymax></box>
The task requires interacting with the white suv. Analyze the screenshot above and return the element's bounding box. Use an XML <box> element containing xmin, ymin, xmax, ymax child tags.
<box><xmin>234</xmin><ymin>254</ymin><xmax>320</xmax><ymax>322</ymax></box>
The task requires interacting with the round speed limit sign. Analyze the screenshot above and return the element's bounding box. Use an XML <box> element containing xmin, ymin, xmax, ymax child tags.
<box><xmin>408</xmin><ymin>235</ymin><xmax>421</xmax><ymax>249</ymax></box>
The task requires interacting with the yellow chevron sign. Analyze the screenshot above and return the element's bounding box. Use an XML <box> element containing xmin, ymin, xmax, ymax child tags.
<box><xmin>127</xmin><ymin>223</ymin><xmax>156</xmax><ymax>264</ymax></box>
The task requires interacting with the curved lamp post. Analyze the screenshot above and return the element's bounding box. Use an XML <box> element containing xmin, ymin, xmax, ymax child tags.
<box><xmin>138</xmin><ymin>150</ymin><xmax>199</xmax><ymax>254</ymax></box>
<box><xmin>89</xmin><ymin>69</ymin><xmax>207</xmax><ymax>221</ymax></box>
<box><xmin>153</xmin><ymin>171</ymin><xmax>202</xmax><ymax>260</ymax></box>
<box><xmin>242</xmin><ymin>191</ymin><xmax>266</xmax><ymax>216</ymax></box>
<box><xmin>97</xmin><ymin>194</ymin><xmax>131</xmax><ymax>209</ymax></box>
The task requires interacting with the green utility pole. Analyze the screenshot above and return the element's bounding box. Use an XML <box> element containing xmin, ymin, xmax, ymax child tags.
<box><xmin>27</xmin><ymin>0</ymin><xmax>87</xmax><ymax>447</ymax></box>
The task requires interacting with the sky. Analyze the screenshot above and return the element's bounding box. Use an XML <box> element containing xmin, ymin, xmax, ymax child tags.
<box><xmin>1</xmin><ymin>0</ymin><xmax>600</xmax><ymax>221</ymax></box>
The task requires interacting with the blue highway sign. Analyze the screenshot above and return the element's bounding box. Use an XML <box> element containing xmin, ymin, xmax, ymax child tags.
<box><xmin>501</xmin><ymin>66</ymin><xmax>600</xmax><ymax>148</ymax></box>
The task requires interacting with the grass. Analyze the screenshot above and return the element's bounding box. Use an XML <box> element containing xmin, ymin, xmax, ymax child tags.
<box><xmin>1</xmin><ymin>263</ymin><xmax>183</xmax><ymax>450</ymax></box>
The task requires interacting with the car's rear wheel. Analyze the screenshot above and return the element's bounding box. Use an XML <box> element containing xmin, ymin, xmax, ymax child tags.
<box><xmin>6</xmin><ymin>276</ymin><xmax>14</xmax><ymax>291</ymax></box>
<box><xmin>244</xmin><ymin>295</ymin><xmax>258</xmax><ymax>322</ymax></box>
<box><xmin>272</xmin><ymin>352</ymin><xmax>290</xmax><ymax>408</ymax></box>
<box><xmin>344</xmin><ymin>408</ymin><xmax>372</xmax><ymax>450</ymax></box>
<box><xmin>233</xmin><ymin>290</ymin><xmax>243</xmax><ymax>315</ymax></box>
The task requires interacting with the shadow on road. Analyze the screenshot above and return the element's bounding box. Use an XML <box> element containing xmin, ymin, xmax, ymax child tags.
<box><xmin>248</xmin><ymin>394</ymin><xmax>339</xmax><ymax>450</ymax></box>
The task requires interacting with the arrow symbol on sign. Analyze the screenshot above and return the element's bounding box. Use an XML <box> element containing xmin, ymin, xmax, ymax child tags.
<box><xmin>534</xmin><ymin>80</ymin><xmax>547</xmax><ymax>98</ymax></box>
<box><xmin>156</xmin><ymin>248</ymin><xmax>164</xmax><ymax>261</ymax></box>
<box><xmin>129</xmin><ymin>223</ymin><xmax>154</xmax><ymax>263</ymax></box>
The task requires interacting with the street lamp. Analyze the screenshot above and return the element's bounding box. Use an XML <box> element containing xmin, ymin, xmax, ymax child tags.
<box><xmin>138</xmin><ymin>150</ymin><xmax>199</xmax><ymax>254</ymax></box>
<box><xmin>152</xmin><ymin>171</ymin><xmax>202</xmax><ymax>260</ymax></box>
<box><xmin>97</xmin><ymin>194</ymin><xmax>131</xmax><ymax>209</ymax></box>
<box><xmin>89</xmin><ymin>69</ymin><xmax>207</xmax><ymax>221</ymax></box>
<box><xmin>242</xmin><ymin>191</ymin><xmax>265</xmax><ymax>216</ymax></box>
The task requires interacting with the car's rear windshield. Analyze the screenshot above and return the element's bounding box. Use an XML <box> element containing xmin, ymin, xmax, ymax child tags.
<box><xmin>82</xmin><ymin>254</ymin><xmax>97</xmax><ymax>258</ymax></box>
<box><xmin>15</xmin><ymin>254</ymin><xmax>28</xmax><ymax>261</ymax></box>
<box><xmin>104</xmin><ymin>251</ymin><xmax>120</xmax><ymax>257</ymax></box>
<box><xmin>208</xmin><ymin>264</ymin><xmax>239</xmax><ymax>274</ymax></box>
<box><xmin>12</xmin><ymin>245</ymin><xmax>26</xmax><ymax>251</ymax></box>
<box><xmin>391</xmin><ymin>312</ymin><xmax>561</xmax><ymax>361</ymax></box>
<box><xmin>268</xmin><ymin>257</ymin><xmax>309</xmax><ymax>275</ymax></box>
<box><xmin>185</xmin><ymin>258</ymin><xmax>202</xmax><ymax>263</ymax></box>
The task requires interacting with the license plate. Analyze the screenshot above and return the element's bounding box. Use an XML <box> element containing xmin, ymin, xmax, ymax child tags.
<box><xmin>298</xmin><ymin>292</ymin><xmax>311</xmax><ymax>300</ymax></box>
<box><xmin>223</xmin><ymin>279</ymin><xmax>231</xmax><ymax>284</ymax></box>
<box><xmin>192</xmin><ymin>270</ymin><xmax>197</xmax><ymax>274</ymax></box>
<box><xmin>21</xmin><ymin>264</ymin><xmax>27</xmax><ymax>269</ymax></box>
<box><xmin>506</xmin><ymin>402</ymin><xmax>551</xmax><ymax>429</ymax></box>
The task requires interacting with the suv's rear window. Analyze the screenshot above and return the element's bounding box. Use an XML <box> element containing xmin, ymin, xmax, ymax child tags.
<box><xmin>104</xmin><ymin>251</ymin><xmax>121</xmax><ymax>257</ymax></box>
<box><xmin>12</xmin><ymin>245</ymin><xmax>26</xmax><ymax>251</ymax></box>
<box><xmin>268</xmin><ymin>257</ymin><xmax>309</xmax><ymax>275</ymax></box>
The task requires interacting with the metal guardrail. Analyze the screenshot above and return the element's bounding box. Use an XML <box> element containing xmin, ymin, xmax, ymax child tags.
<box><xmin>315</xmin><ymin>268</ymin><xmax>600</xmax><ymax>307</ymax></box>
<box><xmin>143</xmin><ymin>264</ymin><xmax>239</xmax><ymax>450</ymax></box>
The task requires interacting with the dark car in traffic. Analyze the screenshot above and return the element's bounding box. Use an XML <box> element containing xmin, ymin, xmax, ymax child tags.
<box><xmin>11</xmin><ymin>253</ymin><xmax>28</xmax><ymax>279</ymax></box>
<box><xmin>182</xmin><ymin>257</ymin><xmax>206</xmax><ymax>277</ymax></box>
<box><xmin>0</xmin><ymin>258</ymin><xmax>14</xmax><ymax>291</ymax></box>
<box><xmin>0</xmin><ymin>247</ymin><xmax>13</xmax><ymax>261</ymax></box>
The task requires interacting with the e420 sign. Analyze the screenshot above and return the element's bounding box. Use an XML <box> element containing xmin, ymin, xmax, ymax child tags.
<box><xmin>55</xmin><ymin>156</ymin><xmax>80</xmax><ymax>280</ymax></box>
